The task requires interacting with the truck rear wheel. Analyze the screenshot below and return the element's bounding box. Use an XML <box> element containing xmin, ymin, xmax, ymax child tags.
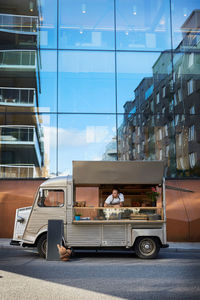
<box><xmin>37</xmin><ymin>234</ymin><xmax>47</xmax><ymax>258</ymax></box>
<box><xmin>134</xmin><ymin>237</ymin><xmax>160</xmax><ymax>259</ymax></box>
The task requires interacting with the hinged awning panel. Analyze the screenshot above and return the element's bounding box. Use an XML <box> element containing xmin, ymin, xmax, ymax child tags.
<box><xmin>73</xmin><ymin>161</ymin><xmax>165</xmax><ymax>185</ymax></box>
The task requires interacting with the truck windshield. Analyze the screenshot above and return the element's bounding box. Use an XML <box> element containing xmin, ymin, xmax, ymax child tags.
<box><xmin>38</xmin><ymin>189</ymin><xmax>64</xmax><ymax>207</ymax></box>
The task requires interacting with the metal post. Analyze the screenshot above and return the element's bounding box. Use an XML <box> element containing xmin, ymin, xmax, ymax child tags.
<box><xmin>162</xmin><ymin>176</ymin><xmax>167</xmax><ymax>244</ymax></box>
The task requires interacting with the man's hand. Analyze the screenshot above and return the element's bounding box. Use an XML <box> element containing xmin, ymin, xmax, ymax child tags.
<box><xmin>120</xmin><ymin>202</ymin><xmax>124</xmax><ymax>207</ymax></box>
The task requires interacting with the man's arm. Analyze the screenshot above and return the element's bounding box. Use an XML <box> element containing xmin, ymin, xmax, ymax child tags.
<box><xmin>119</xmin><ymin>193</ymin><xmax>124</xmax><ymax>207</ymax></box>
<box><xmin>104</xmin><ymin>195</ymin><xmax>112</xmax><ymax>207</ymax></box>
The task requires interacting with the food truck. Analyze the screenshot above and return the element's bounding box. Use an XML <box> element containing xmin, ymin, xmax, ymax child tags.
<box><xmin>11</xmin><ymin>161</ymin><xmax>168</xmax><ymax>259</ymax></box>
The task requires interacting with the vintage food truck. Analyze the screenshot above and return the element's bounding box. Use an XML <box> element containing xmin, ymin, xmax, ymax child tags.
<box><xmin>11</xmin><ymin>161</ymin><xmax>169</xmax><ymax>259</ymax></box>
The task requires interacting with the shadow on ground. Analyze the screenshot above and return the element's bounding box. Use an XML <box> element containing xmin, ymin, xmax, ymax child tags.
<box><xmin>0</xmin><ymin>244</ymin><xmax>200</xmax><ymax>300</ymax></box>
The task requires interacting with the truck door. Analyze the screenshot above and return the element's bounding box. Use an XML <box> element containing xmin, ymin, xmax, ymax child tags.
<box><xmin>23</xmin><ymin>188</ymin><xmax>66</xmax><ymax>243</ymax></box>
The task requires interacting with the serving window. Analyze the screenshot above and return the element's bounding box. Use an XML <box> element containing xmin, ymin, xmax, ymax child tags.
<box><xmin>73</xmin><ymin>184</ymin><xmax>163</xmax><ymax>222</ymax></box>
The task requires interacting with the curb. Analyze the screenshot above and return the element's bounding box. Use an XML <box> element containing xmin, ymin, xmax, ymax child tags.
<box><xmin>161</xmin><ymin>248</ymin><xmax>200</xmax><ymax>253</ymax></box>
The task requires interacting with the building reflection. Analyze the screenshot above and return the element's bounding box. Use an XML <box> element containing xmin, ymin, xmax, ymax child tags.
<box><xmin>0</xmin><ymin>0</ymin><xmax>46</xmax><ymax>178</ymax></box>
<box><xmin>118</xmin><ymin>10</ymin><xmax>200</xmax><ymax>177</ymax></box>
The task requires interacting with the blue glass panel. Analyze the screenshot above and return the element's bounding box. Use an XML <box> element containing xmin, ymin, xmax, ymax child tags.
<box><xmin>39</xmin><ymin>50</ymin><xmax>57</xmax><ymax>112</ymax></box>
<box><xmin>59</xmin><ymin>0</ymin><xmax>114</xmax><ymax>49</ymax></box>
<box><xmin>117</xmin><ymin>51</ymin><xmax>168</xmax><ymax>113</ymax></box>
<box><xmin>116</xmin><ymin>0</ymin><xmax>171</xmax><ymax>51</ymax></box>
<box><xmin>58</xmin><ymin>114</ymin><xmax>116</xmax><ymax>175</ymax></box>
<box><xmin>39</xmin><ymin>0</ymin><xmax>57</xmax><ymax>48</ymax></box>
<box><xmin>171</xmin><ymin>0</ymin><xmax>200</xmax><ymax>50</ymax></box>
<box><xmin>58</xmin><ymin>50</ymin><xmax>115</xmax><ymax>113</ymax></box>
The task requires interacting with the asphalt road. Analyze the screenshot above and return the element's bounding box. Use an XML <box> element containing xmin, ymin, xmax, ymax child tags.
<box><xmin>0</xmin><ymin>243</ymin><xmax>200</xmax><ymax>300</ymax></box>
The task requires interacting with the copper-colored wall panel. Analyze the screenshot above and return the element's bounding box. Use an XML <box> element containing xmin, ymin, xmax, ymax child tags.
<box><xmin>165</xmin><ymin>180</ymin><xmax>200</xmax><ymax>241</ymax></box>
<box><xmin>0</xmin><ymin>179</ymin><xmax>200</xmax><ymax>241</ymax></box>
<box><xmin>166</xmin><ymin>219</ymin><xmax>189</xmax><ymax>242</ymax></box>
<box><xmin>76</xmin><ymin>187</ymin><xmax>99</xmax><ymax>206</ymax></box>
<box><xmin>0</xmin><ymin>180</ymin><xmax>44</xmax><ymax>238</ymax></box>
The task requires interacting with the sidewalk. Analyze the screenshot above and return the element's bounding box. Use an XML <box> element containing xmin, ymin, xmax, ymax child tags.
<box><xmin>0</xmin><ymin>239</ymin><xmax>200</xmax><ymax>252</ymax></box>
<box><xmin>161</xmin><ymin>242</ymin><xmax>200</xmax><ymax>253</ymax></box>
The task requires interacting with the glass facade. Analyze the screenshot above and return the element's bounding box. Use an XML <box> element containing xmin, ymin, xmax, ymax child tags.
<box><xmin>0</xmin><ymin>0</ymin><xmax>200</xmax><ymax>178</ymax></box>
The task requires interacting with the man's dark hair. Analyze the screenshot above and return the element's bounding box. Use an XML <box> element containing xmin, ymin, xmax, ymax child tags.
<box><xmin>112</xmin><ymin>187</ymin><xmax>120</xmax><ymax>193</ymax></box>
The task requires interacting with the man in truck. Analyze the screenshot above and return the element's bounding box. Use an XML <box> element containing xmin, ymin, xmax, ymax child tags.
<box><xmin>104</xmin><ymin>188</ymin><xmax>124</xmax><ymax>207</ymax></box>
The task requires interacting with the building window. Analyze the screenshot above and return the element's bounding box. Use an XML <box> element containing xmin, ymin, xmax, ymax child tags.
<box><xmin>189</xmin><ymin>125</ymin><xmax>195</xmax><ymax>141</ymax></box>
<box><xmin>159</xmin><ymin>149</ymin><xmax>162</xmax><ymax>160</ymax></box>
<box><xmin>156</xmin><ymin>92</ymin><xmax>160</xmax><ymax>104</ymax></box>
<box><xmin>173</xmin><ymin>72</ymin><xmax>176</xmax><ymax>82</ymax></box>
<box><xmin>178</xmin><ymin>133</ymin><xmax>182</xmax><ymax>146</ymax></box>
<box><xmin>180</xmin><ymin>157</ymin><xmax>184</xmax><ymax>169</ymax></box>
<box><xmin>137</xmin><ymin>144</ymin><xmax>140</xmax><ymax>153</ymax></box>
<box><xmin>190</xmin><ymin>106</ymin><xmax>195</xmax><ymax>114</ymax></box>
<box><xmin>174</xmin><ymin>94</ymin><xmax>177</xmax><ymax>106</ymax></box>
<box><xmin>162</xmin><ymin>86</ymin><xmax>166</xmax><ymax>98</ymax></box>
<box><xmin>187</xmin><ymin>79</ymin><xmax>194</xmax><ymax>95</ymax></box>
<box><xmin>175</xmin><ymin>115</ymin><xmax>179</xmax><ymax>126</ymax></box>
<box><xmin>178</xmin><ymin>88</ymin><xmax>182</xmax><ymax>102</ymax></box>
<box><xmin>162</xmin><ymin>107</ymin><xmax>165</xmax><ymax>114</ymax></box>
<box><xmin>188</xmin><ymin>53</ymin><xmax>194</xmax><ymax>68</ymax></box>
<box><xmin>189</xmin><ymin>153</ymin><xmax>196</xmax><ymax>168</ymax></box>
<box><xmin>164</xmin><ymin>124</ymin><xmax>168</xmax><ymax>136</ymax></box>
<box><xmin>150</xmin><ymin>101</ymin><xmax>154</xmax><ymax>112</ymax></box>
<box><xmin>178</xmin><ymin>66</ymin><xmax>181</xmax><ymax>78</ymax></box>
<box><xmin>166</xmin><ymin>145</ymin><xmax>169</xmax><ymax>157</ymax></box>
<box><xmin>158</xmin><ymin>128</ymin><xmax>162</xmax><ymax>140</ymax></box>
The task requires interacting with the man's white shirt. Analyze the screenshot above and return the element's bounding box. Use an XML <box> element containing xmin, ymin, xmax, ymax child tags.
<box><xmin>105</xmin><ymin>193</ymin><xmax>124</xmax><ymax>205</ymax></box>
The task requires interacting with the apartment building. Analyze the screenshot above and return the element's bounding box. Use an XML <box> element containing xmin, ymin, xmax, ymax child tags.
<box><xmin>118</xmin><ymin>10</ymin><xmax>200</xmax><ymax>177</ymax></box>
<box><xmin>0</xmin><ymin>0</ymin><xmax>45</xmax><ymax>178</ymax></box>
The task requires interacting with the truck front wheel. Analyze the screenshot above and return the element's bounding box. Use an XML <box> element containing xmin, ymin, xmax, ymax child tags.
<box><xmin>134</xmin><ymin>237</ymin><xmax>160</xmax><ymax>259</ymax></box>
<box><xmin>37</xmin><ymin>234</ymin><xmax>47</xmax><ymax>258</ymax></box>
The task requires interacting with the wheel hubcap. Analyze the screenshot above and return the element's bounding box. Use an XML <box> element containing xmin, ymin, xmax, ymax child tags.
<box><xmin>139</xmin><ymin>239</ymin><xmax>155</xmax><ymax>255</ymax></box>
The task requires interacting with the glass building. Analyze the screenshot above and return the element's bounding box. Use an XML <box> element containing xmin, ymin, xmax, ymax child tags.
<box><xmin>0</xmin><ymin>0</ymin><xmax>200</xmax><ymax>178</ymax></box>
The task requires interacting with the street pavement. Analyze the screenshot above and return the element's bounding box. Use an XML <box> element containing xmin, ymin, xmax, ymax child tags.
<box><xmin>0</xmin><ymin>239</ymin><xmax>200</xmax><ymax>300</ymax></box>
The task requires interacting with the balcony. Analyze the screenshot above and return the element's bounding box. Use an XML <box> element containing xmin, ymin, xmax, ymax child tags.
<box><xmin>0</xmin><ymin>87</ymin><xmax>35</xmax><ymax>106</ymax></box>
<box><xmin>0</xmin><ymin>50</ymin><xmax>36</xmax><ymax>69</ymax></box>
<box><xmin>145</xmin><ymin>84</ymin><xmax>154</xmax><ymax>101</ymax></box>
<box><xmin>0</xmin><ymin>13</ymin><xmax>38</xmax><ymax>35</ymax></box>
<box><xmin>0</xmin><ymin>164</ymin><xmax>35</xmax><ymax>178</ymax></box>
<box><xmin>0</xmin><ymin>125</ymin><xmax>43</xmax><ymax>167</ymax></box>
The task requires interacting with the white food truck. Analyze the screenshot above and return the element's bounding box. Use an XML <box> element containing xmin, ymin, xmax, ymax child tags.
<box><xmin>11</xmin><ymin>161</ymin><xmax>169</xmax><ymax>259</ymax></box>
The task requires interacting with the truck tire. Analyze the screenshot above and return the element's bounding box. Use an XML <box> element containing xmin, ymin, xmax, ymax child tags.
<box><xmin>134</xmin><ymin>237</ymin><xmax>160</xmax><ymax>259</ymax></box>
<box><xmin>37</xmin><ymin>234</ymin><xmax>47</xmax><ymax>258</ymax></box>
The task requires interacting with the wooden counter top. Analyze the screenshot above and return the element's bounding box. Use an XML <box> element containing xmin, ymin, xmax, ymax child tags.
<box><xmin>72</xmin><ymin>220</ymin><xmax>165</xmax><ymax>224</ymax></box>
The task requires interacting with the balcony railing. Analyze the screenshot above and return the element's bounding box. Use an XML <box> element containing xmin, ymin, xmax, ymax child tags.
<box><xmin>0</xmin><ymin>125</ymin><xmax>42</xmax><ymax>167</ymax></box>
<box><xmin>0</xmin><ymin>13</ymin><xmax>38</xmax><ymax>34</ymax></box>
<box><xmin>0</xmin><ymin>50</ymin><xmax>36</xmax><ymax>68</ymax></box>
<box><xmin>0</xmin><ymin>164</ymin><xmax>35</xmax><ymax>178</ymax></box>
<box><xmin>0</xmin><ymin>126</ymin><xmax>34</xmax><ymax>143</ymax></box>
<box><xmin>0</xmin><ymin>87</ymin><xmax>35</xmax><ymax>106</ymax></box>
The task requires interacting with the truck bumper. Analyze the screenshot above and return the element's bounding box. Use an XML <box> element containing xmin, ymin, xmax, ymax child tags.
<box><xmin>161</xmin><ymin>243</ymin><xmax>169</xmax><ymax>248</ymax></box>
<box><xmin>10</xmin><ymin>240</ymin><xmax>21</xmax><ymax>246</ymax></box>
